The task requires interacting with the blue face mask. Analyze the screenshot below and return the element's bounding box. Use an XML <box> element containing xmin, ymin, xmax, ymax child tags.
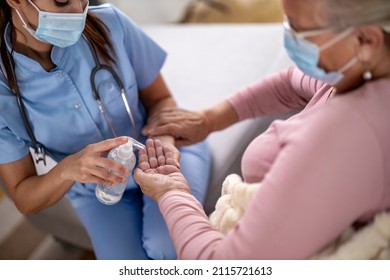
<box><xmin>16</xmin><ymin>0</ymin><xmax>88</xmax><ymax>48</ymax></box>
<box><xmin>283</xmin><ymin>21</ymin><xmax>357</xmax><ymax>85</ymax></box>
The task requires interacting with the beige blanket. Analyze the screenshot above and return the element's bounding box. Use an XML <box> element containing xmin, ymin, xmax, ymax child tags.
<box><xmin>209</xmin><ymin>174</ymin><xmax>390</xmax><ymax>259</ymax></box>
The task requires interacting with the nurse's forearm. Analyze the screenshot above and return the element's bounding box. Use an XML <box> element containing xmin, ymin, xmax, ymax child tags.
<box><xmin>7</xmin><ymin>138</ymin><xmax>128</xmax><ymax>215</ymax></box>
<box><xmin>139</xmin><ymin>74</ymin><xmax>177</xmax><ymax>116</ymax></box>
<box><xmin>12</xmin><ymin>163</ymin><xmax>74</xmax><ymax>215</ymax></box>
<box><xmin>153</xmin><ymin>134</ymin><xmax>175</xmax><ymax>145</ymax></box>
<box><xmin>147</xmin><ymin>96</ymin><xmax>177</xmax><ymax>117</ymax></box>
<box><xmin>144</xmin><ymin>94</ymin><xmax>178</xmax><ymax>145</ymax></box>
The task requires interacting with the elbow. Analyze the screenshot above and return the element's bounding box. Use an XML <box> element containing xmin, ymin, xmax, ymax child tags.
<box><xmin>13</xmin><ymin>198</ymin><xmax>43</xmax><ymax>215</ymax></box>
<box><xmin>10</xmin><ymin>183</ymin><xmax>48</xmax><ymax>215</ymax></box>
<box><xmin>14</xmin><ymin>204</ymin><xmax>36</xmax><ymax>216</ymax></box>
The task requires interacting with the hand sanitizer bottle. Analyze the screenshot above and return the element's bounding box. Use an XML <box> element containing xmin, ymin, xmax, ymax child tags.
<box><xmin>95</xmin><ymin>137</ymin><xmax>144</xmax><ymax>205</ymax></box>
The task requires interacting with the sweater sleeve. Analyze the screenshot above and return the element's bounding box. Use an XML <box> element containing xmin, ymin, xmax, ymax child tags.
<box><xmin>158</xmin><ymin>103</ymin><xmax>384</xmax><ymax>259</ymax></box>
<box><xmin>227</xmin><ymin>67</ymin><xmax>327</xmax><ymax>120</ymax></box>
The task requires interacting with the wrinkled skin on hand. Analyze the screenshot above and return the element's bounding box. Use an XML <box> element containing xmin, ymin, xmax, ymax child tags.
<box><xmin>134</xmin><ymin>139</ymin><xmax>190</xmax><ymax>201</ymax></box>
<box><xmin>142</xmin><ymin>108</ymin><xmax>211</xmax><ymax>146</ymax></box>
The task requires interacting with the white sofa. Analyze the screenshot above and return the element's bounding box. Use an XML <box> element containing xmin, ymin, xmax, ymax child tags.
<box><xmin>0</xmin><ymin>24</ymin><xmax>292</xmax><ymax>252</ymax></box>
<box><xmin>104</xmin><ymin>0</ymin><xmax>192</xmax><ymax>24</ymax></box>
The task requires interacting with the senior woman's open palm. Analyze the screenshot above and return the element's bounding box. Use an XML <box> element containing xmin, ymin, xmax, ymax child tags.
<box><xmin>134</xmin><ymin>139</ymin><xmax>191</xmax><ymax>201</ymax></box>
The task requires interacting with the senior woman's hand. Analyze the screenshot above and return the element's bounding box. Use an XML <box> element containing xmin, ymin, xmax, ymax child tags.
<box><xmin>134</xmin><ymin>139</ymin><xmax>191</xmax><ymax>202</ymax></box>
<box><xmin>142</xmin><ymin>108</ymin><xmax>212</xmax><ymax>146</ymax></box>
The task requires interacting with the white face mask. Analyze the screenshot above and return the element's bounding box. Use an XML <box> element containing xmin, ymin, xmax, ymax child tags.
<box><xmin>283</xmin><ymin>19</ymin><xmax>357</xmax><ymax>85</ymax></box>
<box><xmin>16</xmin><ymin>0</ymin><xmax>88</xmax><ymax>48</ymax></box>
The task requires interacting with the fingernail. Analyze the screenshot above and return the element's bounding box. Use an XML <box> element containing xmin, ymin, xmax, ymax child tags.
<box><xmin>120</xmin><ymin>136</ymin><xmax>128</xmax><ymax>142</ymax></box>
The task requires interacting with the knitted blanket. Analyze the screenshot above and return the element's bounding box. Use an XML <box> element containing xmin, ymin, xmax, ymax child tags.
<box><xmin>209</xmin><ymin>174</ymin><xmax>390</xmax><ymax>259</ymax></box>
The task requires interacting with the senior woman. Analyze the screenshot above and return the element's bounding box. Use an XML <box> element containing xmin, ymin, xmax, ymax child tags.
<box><xmin>135</xmin><ymin>0</ymin><xmax>390</xmax><ymax>259</ymax></box>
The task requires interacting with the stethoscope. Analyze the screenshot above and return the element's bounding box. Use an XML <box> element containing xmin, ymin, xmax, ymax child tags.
<box><xmin>6</xmin><ymin>35</ymin><xmax>138</xmax><ymax>166</ymax></box>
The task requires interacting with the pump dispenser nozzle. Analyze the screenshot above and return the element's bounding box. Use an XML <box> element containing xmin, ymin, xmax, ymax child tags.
<box><xmin>117</xmin><ymin>142</ymin><xmax>133</xmax><ymax>159</ymax></box>
<box><xmin>129</xmin><ymin>137</ymin><xmax>146</xmax><ymax>150</ymax></box>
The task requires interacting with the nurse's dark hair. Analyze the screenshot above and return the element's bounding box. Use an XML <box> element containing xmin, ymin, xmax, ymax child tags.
<box><xmin>325</xmin><ymin>0</ymin><xmax>390</xmax><ymax>47</ymax></box>
<box><xmin>0</xmin><ymin>1</ymin><xmax>115</xmax><ymax>93</ymax></box>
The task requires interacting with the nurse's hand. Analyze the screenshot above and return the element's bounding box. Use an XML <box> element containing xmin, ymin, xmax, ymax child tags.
<box><xmin>142</xmin><ymin>108</ymin><xmax>211</xmax><ymax>146</ymax></box>
<box><xmin>134</xmin><ymin>139</ymin><xmax>190</xmax><ymax>202</ymax></box>
<box><xmin>60</xmin><ymin>137</ymin><xmax>130</xmax><ymax>186</ymax></box>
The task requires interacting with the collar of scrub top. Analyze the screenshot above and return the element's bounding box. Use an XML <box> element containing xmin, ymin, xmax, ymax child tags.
<box><xmin>5</xmin><ymin>33</ymin><xmax>138</xmax><ymax>166</ymax></box>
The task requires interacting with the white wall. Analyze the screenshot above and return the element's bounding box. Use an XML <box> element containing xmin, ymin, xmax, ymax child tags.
<box><xmin>103</xmin><ymin>0</ymin><xmax>192</xmax><ymax>24</ymax></box>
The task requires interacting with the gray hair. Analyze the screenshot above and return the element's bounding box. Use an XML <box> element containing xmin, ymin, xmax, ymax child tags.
<box><xmin>325</xmin><ymin>0</ymin><xmax>390</xmax><ymax>33</ymax></box>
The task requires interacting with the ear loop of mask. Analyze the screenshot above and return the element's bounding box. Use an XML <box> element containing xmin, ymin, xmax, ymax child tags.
<box><xmin>338</xmin><ymin>56</ymin><xmax>359</xmax><ymax>74</ymax></box>
<box><xmin>15</xmin><ymin>9</ymin><xmax>35</xmax><ymax>34</ymax></box>
<box><xmin>319</xmin><ymin>28</ymin><xmax>359</xmax><ymax>77</ymax></box>
<box><xmin>27</xmin><ymin>0</ymin><xmax>41</xmax><ymax>13</ymax></box>
<box><xmin>318</xmin><ymin>28</ymin><xmax>355</xmax><ymax>51</ymax></box>
<box><xmin>15</xmin><ymin>0</ymin><xmax>42</xmax><ymax>32</ymax></box>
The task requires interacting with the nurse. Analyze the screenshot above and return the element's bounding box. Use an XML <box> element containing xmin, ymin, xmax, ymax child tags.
<box><xmin>0</xmin><ymin>0</ymin><xmax>211</xmax><ymax>259</ymax></box>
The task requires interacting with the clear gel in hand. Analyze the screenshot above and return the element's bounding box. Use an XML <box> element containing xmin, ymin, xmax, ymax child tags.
<box><xmin>95</xmin><ymin>137</ymin><xmax>145</xmax><ymax>205</ymax></box>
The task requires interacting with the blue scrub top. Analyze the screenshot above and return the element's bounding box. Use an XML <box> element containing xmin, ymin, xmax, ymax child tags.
<box><xmin>0</xmin><ymin>4</ymin><xmax>166</xmax><ymax>195</ymax></box>
<box><xmin>0</xmin><ymin>4</ymin><xmax>166</xmax><ymax>164</ymax></box>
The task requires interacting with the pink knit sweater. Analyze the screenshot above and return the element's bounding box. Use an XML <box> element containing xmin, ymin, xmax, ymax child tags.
<box><xmin>158</xmin><ymin>67</ymin><xmax>390</xmax><ymax>259</ymax></box>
